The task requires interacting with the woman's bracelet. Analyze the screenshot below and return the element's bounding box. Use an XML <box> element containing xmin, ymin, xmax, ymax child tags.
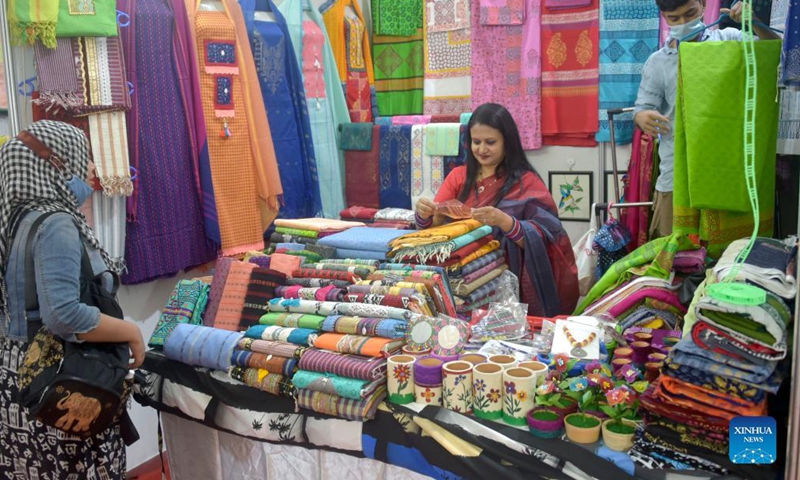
<box><xmin>503</xmin><ymin>217</ymin><xmax>524</xmax><ymax>243</ymax></box>
<box><xmin>415</xmin><ymin>212</ymin><xmax>433</xmax><ymax>228</ymax></box>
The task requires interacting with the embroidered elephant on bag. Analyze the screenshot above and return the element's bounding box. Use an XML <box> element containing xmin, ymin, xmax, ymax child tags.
<box><xmin>54</xmin><ymin>391</ymin><xmax>102</xmax><ymax>433</ymax></box>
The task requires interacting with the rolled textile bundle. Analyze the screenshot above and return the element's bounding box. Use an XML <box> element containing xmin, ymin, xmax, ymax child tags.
<box><xmin>306</xmin><ymin>243</ymin><xmax>337</xmax><ymax>259</ymax></box>
<box><xmin>295</xmin><ymin>386</ymin><xmax>387</xmax><ymax>421</ymax></box>
<box><xmin>267</xmin><ymin>298</ymin><xmax>414</xmax><ymax>320</ymax></box>
<box><xmin>314</xmin><ymin>333</ymin><xmax>405</xmax><ymax>357</ymax></box>
<box><xmin>287</xmin><ymin>278</ymin><xmax>352</xmax><ymax>288</ymax></box>
<box><xmin>230</xmin><ymin>349</ymin><xmax>298</xmax><ymax>377</ymax></box>
<box><xmin>238</xmin><ymin>338</ymin><xmax>306</xmax><ymax>359</ymax></box>
<box><xmin>291</xmin><ymin>268</ymin><xmax>360</xmax><ymax>284</ymax></box>
<box><xmin>229</xmin><ymin>366</ymin><xmax>294</xmax><ymax>397</ymax></box>
<box><xmin>453</xmin><ymin>266</ymin><xmax>509</xmax><ymax>296</ymax></box>
<box><xmin>342</xmin><ymin>292</ymin><xmax>421</xmax><ymax>311</ymax></box>
<box><xmin>452</xmin><ymin>257</ymin><xmax>507</xmax><ymax>287</ymax></box>
<box><xmin>336</xmin><ymin>302</ymin><xmax>415</xmax><ymax>321</ymax></box>
<box><xmin>204</xmin><ymin>258</ymin><xmax>234</xmax><ymax>327</ymax></box>
<box><xmin>347</xmin><ymin>284</ymin><xmax>421</xmax><ymax>298</ymax></box>
<box><xmin>392</xmin><ymin>226</ymin><xmax>493</xmax><ymax>264</ymax></box>
<box><xmin>259</xmin><ymin>313</ymin><xmax>327</xmax><ymax>330</ymax></box>
<box><xmin>275</xmin><ymin>286</ymin><xmax>345</xmax><ymax>302</ymax></box>
<box><xmin>305</xmin><ymin>262</ymin><xmax>377</xmax><ymax>277</ymax></box>
<box><xmin>149</xmin><ymin>279</ymin><xmax>209</xmax><ymax>347</ymax></box>
<box><xmin>375</xmin><ymin>208</ymin><xmax>416</xmax><ymax>223</ymax></box>
<box><xmin>320</xmin><ymin>315</ymin><xmax>408</xmax><ymax>339</ymax></box>
<box><xmin>299</xmin><ymin>348</ymin><xmax>387</xmax><ymax>380</ymax></box>
<box><xmin>164</xmin><ymin>324</ymin><xmax>242</xmax><ymax>371</ymax></box>
<box><xmin>269</xmin><ymin>232</ymin><xmax>317</xmax><ymax>246</ymax></box>
<box><xmin>292</xmin><ymin>370</ymin><xmax>384</xmax><ymax>400</ymax></box>
<box><xmin>244</xmin><ymin>325</ymin><xmax>319</xmax><ymax>347</ymax></box>
<box><xmin>316</xmin><ymin>259</ymin><xmax>382</xmax><ymax>268</ymax></box>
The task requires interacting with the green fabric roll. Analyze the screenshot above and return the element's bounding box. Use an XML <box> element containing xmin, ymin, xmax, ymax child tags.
<box><xmin>275</xmin><ymin>226</ymin><xmax>318</xmax><ymax>238</ymax></box>
<box><xmin>259</xmin><ymin>313</ymin><xmax>326</xmax><ymax>330</ymax></box>
<box><xmin>292</xmin><ymin>370</ymin><xmax>373</xmax><ymax>400</ymax></box>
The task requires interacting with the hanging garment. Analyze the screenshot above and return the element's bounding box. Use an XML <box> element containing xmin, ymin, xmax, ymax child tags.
<box><xmin>541</xmin><ymin>0</ymin><xmax>600</xmax><ymax>146</ymax></box>
<box><xmin>372</xmin><ymin>0</ymin><xmax>421</xmax><ymax>36</ymax></box>
<box><xmin>279</xmin><ymin>0</ymin><xmax>349</xmax><ymax>219</ymax></box>
<box><xmin>596</xmin><ymin>0</ymin><xmax>660</xmax><ymax>144</ymax></box>
<box><xmin>673</xmin><ymin>41</ymin><xmax>779</xmax><ymax>258</ymax></box>
<box><xmin>410</xmin><ymin>125</ymin><xmax>445</xmax><ymax>208</ymax></box>
<box><xmin>781</xmin><ymin>0</ymin><xmax>800</xmax><ymax>88</ymax></box>
<box><xmin>378</xmin><ymin>125</ymin><xmax>413</xmax><ymax>209</ymax></box>
<box><xmin>241</xmin><ymin>0</ymin><xmax>323</xmax><ymax>219</ymax></box>
<box><xmin>119</xmin><ymin>0</ymin><xmax>217</xmax><ymax>285</ymax></box>
<box><xmin>622</xmin><ymin>130</ymin><xmax>656</xmax><ymax>250</ymax></box>
<box><xmin>345</xmin><ymin>125</ymin><xmax>381</xmax><ymax>208</ymax></box>
<box><xmin>320</xmin><ymin>0</ymin><xmax>376</xmax><ymax>122</ymax></box>
<box><xmin>7</xmin><ymin>0</ymin><xmax>59</xmax><ymax>47</ymax></box>
<box><xmin>92</xmin><ymin>192</ymin><xmax>127</xmax><ymax>272</ymax></box>
<box><xmin>372</xmin><ymin>28</ymin><xmax>425</xmax><ymax>116</ymax></box>
<box><xmin>188</xmin><ymin>0</ymin><xmax>282</xmax><ymax>256</ymax></box>
<box><xmin>471</xmin><ymin>0</ymin><xmax>542</xmax><ymax>150</ymax></box>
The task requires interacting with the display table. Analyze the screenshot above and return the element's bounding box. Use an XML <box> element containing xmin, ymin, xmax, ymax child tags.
<box><xmin>134</xmin><ymin>353</ymin><xmax>734</xmax><ymax>480</ymax></box>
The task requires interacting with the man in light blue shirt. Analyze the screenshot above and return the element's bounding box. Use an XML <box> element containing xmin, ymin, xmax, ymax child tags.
<box><xmin>633</xmin><ymin>0</ymin><xmax>779</xmax><ymax>239</ymax></box>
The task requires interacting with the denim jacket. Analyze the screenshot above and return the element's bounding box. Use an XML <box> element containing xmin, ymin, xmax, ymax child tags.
<box><xmin>3</xmin><ymin>210</ymin><xmax>110</xmax><ymax>343</ymax></box>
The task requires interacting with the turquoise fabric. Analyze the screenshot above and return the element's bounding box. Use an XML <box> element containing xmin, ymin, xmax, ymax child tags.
<box><xmin>292</xmin><ymin>370</ymin><xmax>373</xmax><ymax>400</ymax></box>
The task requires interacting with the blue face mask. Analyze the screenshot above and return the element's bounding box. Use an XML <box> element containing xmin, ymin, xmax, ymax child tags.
<box><xmin>669</xmin><ymin>15</ymin><xmax>705</xmax><ymax>42</ymax></box>
<box><xmin>67</xmin><ymin>175</ymin><xmax>94</xmax><ymax>207</ymax></box>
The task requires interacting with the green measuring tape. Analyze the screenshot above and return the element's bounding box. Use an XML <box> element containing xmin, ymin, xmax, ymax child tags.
<box><xmin>707</xmin><ymin>1</ymin><xmax>766</xmax><ymax>306</ymax></box>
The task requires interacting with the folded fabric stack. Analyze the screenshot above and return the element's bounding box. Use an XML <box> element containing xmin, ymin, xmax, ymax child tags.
<box><xmin>371</xmin><ymin>208</ymin><xmax>416</xmax><ymax>229</ymax></box>
<box><xmin>266</xmin><ymin>297</ymin><xmax>410</xmax><ymax>421</ymax></box>
<box><xmin>631</xmin><ymin>238</ymin><xmax>796</xmax><ymax>476</ymax></box>
<box><xmin>228</xmin><ymin>337</ymin><xmax>304</xmax><ymax>398</ymax></box>
<box><xmin>267</xmin><ymin>218</ymin><xmax>366</xmax><ymax>253</ymax></box>
<box><xmin>318</xmin><ymin>227</ymin><xmax>410</xmax><ymax>260</ymax></box>
<box><xmin>388</xmin><ymin>220</ymin><xmax>507</xmax><ymax>317</ymax></box>
<box><xmin>340</xmin><ymin>206</ymin><xmax>379</xmax><ymax>223</ymax></box>
<box><xmin>149</xmin><ymin>279</ymin><xmax>211</xmax><ymax>347</ymax></box>
<box><xmin>361</xmin><ymin>264</ymin><xmax>458</xmax><ymax>317</ymax></box>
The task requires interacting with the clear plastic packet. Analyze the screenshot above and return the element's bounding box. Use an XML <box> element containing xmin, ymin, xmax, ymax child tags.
<box><xmin>470</xmin><ymin>302</ymin><xmax>529</xmax><ymax>343</ymax></box>
<box><xmin>531</xmin><ymin>319</ymin><xmax>556</xmax><ymax>354</ymax></box>
<box><xmin>435</xmin><ymin>199</ymin><xmax>473</xmax><ymax>220</ymax></box>
<box><xmin>477</xmin><ymin>339</ymin><xmax>537</xmax><ymax>362</ymax></box>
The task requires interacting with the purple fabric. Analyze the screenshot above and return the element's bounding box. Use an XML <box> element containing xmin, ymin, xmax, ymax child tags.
<box><xmin>673</xmin><ymin>248</ymin><xmax>706</xmax><ymax>273</ymax></box>
<box><xmin>121</xmin><ymin>0</ymin><xmax>217</xmax><ymax>284</ymax></box>
<box><xmin>248</xmin><ymin>256</ymin><xmax>272</xmax><ymax>268</ymax></box>
<box><xmin>459</xmin><ymin>257</ymin><xmax>506</xmax><ymax>285</ymax></box>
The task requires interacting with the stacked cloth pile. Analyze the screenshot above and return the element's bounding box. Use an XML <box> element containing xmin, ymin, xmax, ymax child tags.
<box><xmin>267</xmin><ymin>218</ymin><xmax>366</xmax><ymax>257</ymax></box>
<box><xmin>266</xmin><ymin>297</ymin><xmax>413</xmax><ymax>420</ymax></box>
<box><xmin>631</xmin><ymin>238</ymin><xmax>796</xmax><ymax>477</ymax></box>
<box><xmin>149</xmin><ymin>278</ymin><xmax>212</xmax><ymax>347</ymax></box>
<box><xmin>318</xmin><ymin>227</ymin><xmax>410</xmax><ymax>260</ymax></box>
<box><xmin>388</xmin><ymin>220</ymin><xmax>507</xmax><ymax>317</ymax></box>
<box><xmin>339</xmin><ymin>207</ymin><xmax>416</xmax><ymax>230</ymax></box>
<box><xmin>286</xmin><ymin>260</ymin><xmax>378</xmax><ymax>288</ymax></box>
<box><xmin>358</xmin><ymin>263</ymin><xmax>458</xmax><ymax>318</ymax></box>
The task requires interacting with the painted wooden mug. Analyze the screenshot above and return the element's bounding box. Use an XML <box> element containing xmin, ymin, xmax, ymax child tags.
<box><xmin>518</xmin><ymin>361</ymin><xmax>549</xmax><ymax>387</ymax></box>
<box><xmin>388</xmin><ymin>355</ymin><xmax>416</xmax><ymax>405</ymax></box>
<box><xmin>472</xmin><ymin>363</ymin><xmax>504</xmax><ymax>420</ymax></box>
<box><xmin>502</xmin><ymin>367</ymin><xmax>536</xmax><ymax>426</ymax></box>
<box><xmin>442</xmin><ymin>361</ymin><xmax>473</xmax><ymax>413</ymax></box>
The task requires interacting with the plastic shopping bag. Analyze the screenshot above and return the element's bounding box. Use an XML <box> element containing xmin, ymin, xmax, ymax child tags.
<box><xmin>572</xmin><ymin>204</ymin><xmax>598</xmax><ymax>296</ymax></box>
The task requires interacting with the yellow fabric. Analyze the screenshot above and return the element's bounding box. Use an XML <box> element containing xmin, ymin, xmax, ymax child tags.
<box><xmin>457</xmin><ymin>241</ymin><xmax>501</xmax><ymax>267</ymax></box>
<box><xmin>412</xmin><ymin>417</ymin><xmax>482</xmax><ymax>457</ymax></box>
<box><xmin>389</xmin><ymin>219</ymin><xmax>482</xmax><ymax>249</ymax></box>
<box><xmin>273</xmin><ymin>218</ymin><xmax>365</xmax><ymax>232</ymax></box>
<box><xmin>320</xmin><ymin>0</ymin><xmax>374</xmax><ymax>83</ymax></box>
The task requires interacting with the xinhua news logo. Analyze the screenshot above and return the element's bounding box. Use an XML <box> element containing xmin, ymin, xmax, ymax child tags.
<box><xmin>729</xmin><ymin>416</ymin><xmax>777</xmax><ymax>465</ymax></box>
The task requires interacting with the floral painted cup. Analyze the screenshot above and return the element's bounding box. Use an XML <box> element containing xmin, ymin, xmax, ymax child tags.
<box><xmin>442</xmin><ymin>361</ymin><xmax>473</xmax><ymax>413</ymax></box>
<box><xmin>472</xmin><ymin>363</ymin><xmax>504</xmax><ymax>420</ymax></box>
<box><xmin>502</xmin><ymin>367</ymin><xmax>536</xmax><ymax>426</ymax></box>
<box><xmin>387</xmin><ymin>355</ymin><xmax>416</xmax><ymax>405</ymax></box>
<box><xmin>488</xmin><ymin>354</ymin><xmax>518</xmax><ymax>370</ymax></box>
<box><xmin>518</xmin><ymin>361</ymin><xmax>549</xmax><ymax>387</ymax></box>
<box><xmin>414</xmin><ymin>383</ymin><xmax>442</xmax><ymax>406</ymax></box>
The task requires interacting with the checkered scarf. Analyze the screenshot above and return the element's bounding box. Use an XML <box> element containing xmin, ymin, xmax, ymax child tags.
<box><xmin>0</xmin><ymin>120</ymin><xmax>111</xmax><ymax>335</ymax></box>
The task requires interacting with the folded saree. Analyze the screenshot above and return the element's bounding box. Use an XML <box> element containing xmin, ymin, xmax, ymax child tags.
<box><xmin>313</xmin><ymin>333</ymin><xmax>404</xmax><ymax>357</ymax></box>
<box><xmin>368</xmin><ymin>220</ymin><xmax>413</xmax><ymax>229</ymax></box>
<box><xmin>305</xmin><ymin>243</ymin><xmax>337</xmax><ymax>259</ymax></box>
<box><xmin>603</xmin><ymin>288</ymin><xmax>686</xmax><ymax>320</ymax></box>
<box><xmin>298</xmin><ymin>348</ymin><xmax>387</xmax><ymax>380</ymax></box>
<box><xmin>295</xmin><ymin>386</ymin><xmax>386</xmax><ymax>421</ymax></box>
<box><xmin>317</xmin><ymin>259</ymin><xmax>382</xmax><ymax>268</ymax></box>
<box><xmin>339</xmin><ymin>123</ymin><xmax>375</xmax><ymax>151</ymax></box>
<box><xmin>713</xmin><ymin>238</ymin><xmax>797</xmax><ymax>299</ymax></box>
<box><xmin>443</xmin><ymin>241</ymin><xmax>502</xmax><ymax>273</ymax></box>
<box><xmin>658</xmin><ymin>375</ymin><xmax>767</xmax><ymax>420</ymax></box>
<box><xmin>452</xmin><ymin>258</ymin><xmax>507</xmax><ymax>288</ymax></box>
<box><xmin>456</xmin><ymin>275</ymin><xmax>507</xmax><ymax>304</ymax></box>
<box><xmin>230</xmin><ymin>349</ymin><xmax>298</xmax><ymax>377</ymax></box>
<box><xmin>644</xmin><ymin>423</ymin><xmax>728</xmax><ymax>461</ymax></box>
<box><xmin>375</xmin><ymin>208</ymin><xmax>416</xmax><ymax>223</ymax></box>
<box><xmin>292</xmin><ymin>370</ymin><xmax>383</xmax><ymax>400</ymax></box>
<box><xmin>318</xmin><ymin>227</ymin><xmax>409</xmax><ymax>254</ymax></box>
<box><xmin>427</xmin><ymin>237</ymin><xmax>493</xmax><ymax>267</ymax></box>
<box><xmin>212</xmin><ymin>262</ymin><xmax>257</xmax><ymax>331</ymax></box>
<box><xmin>582</xmin><ymin>276</ymin><xmax>676</xmax><ymax>317</ymax></box>
<box><xmin>663</xmin><ymin>359</ymin><xmax>766</xmax><ymax>404</ymax></box>
<box><xmin>673</xmin><ymin>248</ymin><xmax>706</xmax><ymax>273</ymax></box>
<box><xmin>305</xmin><ymin>262</ymin><xmax>377</xmax><ymax>277</ymax></box>
<box><xmin>149</xmin><ymin>279</ymin><xmax>209</xmax><ymax>347</ymax></box>
<box><xmin>619</xmin><ymin>306</ymin><xmax>679</xmax><ymax>331</ymax></box>
<box><xmin>274</xmin><ymin>218</ymin><xmax>366</xmax><ymax>232</ymax></box>
<box><xmin>291</xmin><ymin>268</ymin><xmax>359</xmax><ymax>284</ymax></box>
<box><xmin>390</xmin><ymin>219</ymin><xmax>482</xmax><ymax>249</ymax></box>
<box><xmin>634</xmin><ymin>431</ymin><xmax>729</xmax><ymax>476</ymax></box>
<box><xmin>321</xmin><ymin>315</ymin><xmax>408</xmax><ymax>339</ymax></box>
<box><xmin>238</xmin><ymin>338</ymin><xmax>306</xmax><ymax>359</ymax></box>
<box><xmin>229</xmin><ymin>367</ymin><xmax>294</xmax><ymax>397</ymax></box>
<box><xmin>452</xmin><ymin>266</ymin><xmax>509</xmax><ymax>296</ymax></box>
<box><xmin>642</xmin><ymin>412</ymin><xmax>728</xmax><ymax>455</ymax></box>
<box><xmin>269</xmin><ymin>232</ymin><xmax>317</xmax><ymax>246</ymax></box>
<box><xmin>691</xmin><ymin>320</ymin><xmax>786</xmax><ymax>362</ymax></box>
<box><xmin>695</xmin><ymin>291</ymin><xmax>790</xmax><ymax>347</ymax></box>
<box><xmin>276</xmin><ymin>226</ymin><xmax>319</xmax><ymax>238</ymax></box>
<box><xmin>244</xmin><ymin>325</ymin><xmax>318</xmax><ymax>347</ymax></box>
<box><xmin>452</xmin><ymin>250</ymin><xmax>506</xmax><ymax>278</ymax></box>
<box><xmin>391</xmin><ymin>226</ymin><xmax>493</xmax><ymax>264</ymax></box>
<box><xmin>640</xmin><ymin>385</ymin><xmax>730</xmax><ymax>433</ymax></box>
<box><xmin>333</xmin><ymin>248</ymin><xmax>390</xmax><ymax>260</ymax></box>
<box><xmin>259</xmin><ymin>313</ymin><xmax>326</xmax><ymax>330</ymax></box>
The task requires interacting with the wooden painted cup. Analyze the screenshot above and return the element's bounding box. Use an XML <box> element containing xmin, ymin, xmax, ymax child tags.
<box><xmin>387</xmin><ymin>355</ymin><xmax>416</xmax><ymax>405</ymax></box>
<box><xmin>443</xmin><ymin>361</ymin><xmax>474</xmax><ymax>413</ymax></box>
<box><xmin>472</xmin><ymin>363</ymin><xmax>504</xmax><ymax>420</ymax></box>
<box><xmin>502</xmin><ymin>367</ymin><xmax>536</xmax><ymax>426</ymax></box>
<box><xmin>488</xmin><ymin>354</ymin><xmax>518</xmax><ymax>370</ymax></box>
<box><xmin>518</xmin><ymin>361</ymin><xmax>549</xmax><ymax>387</ymax></box>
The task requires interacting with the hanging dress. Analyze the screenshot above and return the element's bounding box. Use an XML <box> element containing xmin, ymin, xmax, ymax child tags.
<box><xmin>120</xmin><ymin>0</ymin><xmax>218</xmax><ymax>284</ymax></box>
<box><xmin>188</xmin><ymin>0</ymin><xmax>282</xmax><ymax>256</ymax></box>
<box><xmin>279</xmin><ymin>0</ymin><xmax>349</xmax><ymax>219</ymax></box>
<box><xmin>241</xmin><ymin>0</ymin><xmax>323</xmax><ymax>219</ymax></box>
<box><xmin>320</xmin><ymin>0</ymin><xmax>376</xmax><ymax>122</ymax></box>
<box><xmin>422</xmin><ymin>0</ymin><xmax>472</xmax><ymax>116</ymax></box>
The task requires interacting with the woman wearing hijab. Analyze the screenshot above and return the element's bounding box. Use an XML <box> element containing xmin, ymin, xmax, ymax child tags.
<box><xmin>0</xmin><ymin>120</ymin><xmax>144</xmax><ymax>478</ymax></box>
<box><xmin>415</xmin><ymin>103</ymin><xmax>579</xmax><ymax>316</ymax></box>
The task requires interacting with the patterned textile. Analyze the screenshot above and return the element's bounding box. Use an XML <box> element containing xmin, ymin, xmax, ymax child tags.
<box><xmin>195</xmin><ymin>11</ymin><xmax>271</xmax><ymax>255</ymax></box>
<box><xmin>640</xmin><ymin>385</ymin><xmax>731</xmax><ymax>434</ymax></box>
<box><xmin>269</xmin><ymin>253</ymin><xmax>303</xmax><ymax>277</ymax></box>
<box><xmin>426</xmin><ymin>0</ymin><xmax>470</xmax><ymax>32</ymax></box>
<box><xmin>622</xmin><ymin>130</ymin><xmax>656</xmax><ymax>249</ymax></box>
<box><xmin>541</xmin><ymin>0</ymin><xmax>600</xmax><ymax>146</ymax></box>
<box><xmin>453</xmin><ymin>249</ymin><xmax>505</xmax><ymax>278</ymax></box>
<box><xmin>342</xmin><ymin>293</ymin><xmax>419</xmax><ymax>311</ymax></box>
<box><xmin>345</xmin><ymin>125</ymin><xmax>381</xmax><ymax>208</ymax></box>
<box><xmin>298</xmin><ymin>348</ymin><xmax>387</xmax><ymax>380</ymax></box>
<box><xmin>238</xmin><ymin>337</ymin><xmax>306</xmax><ymax>359</ymax></box>
<box><xmin>0</xmin><ymin>337</ymin><xmax>127</xmax><ymax>479</ymax></box>
<box><xmin>664</xmin><ymin>359</ymin><xmax>767</xmax><ymax>404</ymax></box>
<box><xmin>456</xmin><ymin>274</ymin><xmax>506</xmax><ymax>304</ymax></box>
<box><xmin>657</xmin><ymin>375</ymin><xmax>767</xmax><ymax>420</ymax></box>
<box><xmin>293</xmin><ymin>370</ymin><xmax>381</xmax><ymax>400</ymax></box>
<box><xmin>319</xmin><ymin>259</ymin><xmax>382</xmax><ymax>268</ymax></box>
<box><xmin>230</xmin><ymin>367</ymin><xmax>294</xmax><ymax>396</ymax></box>
<box><xmin>372</xmin><ymin>0</ymin><xmax>422</xmax><ymax>36</ymax></box>
<box><xmin>204</xmin><ymin>257</ymin><xmax>234</xmax><ymax>326</ymax></box>
<box><xmin>260</xmin><ymin>313</ymin><xmax>326</xmax><ymax>330</ymax></box>
<box><xmin>340</xmin><ymin>123</ymin><xmax>374</xmax><ymax>150</ymax></box>
<box><xmin>248</xmin><ymin>254</ymin><xmax>271</xmax><ymax>268</ymax></box>
<box><xmin>391</xmin><ymin>225</ymin><xmax>492</xmax><ymax>263</ymax></box>
<box><xmin>306</xmin><ymin>262</ymin><xmax>376</xmax><ymax>277</ymax></box>
<box><xmin>149</xmin><ymin>279</ymin><xmax>209</xmax><ymax>347</ymax></box>
<box><xmin>452</xmin><ymin>265</ymin><xmax>508</xmax><ymax>295</ymax></box>
<box><xmin>276</xmin><ymin>226</ymin><xmax>318</xmax><ymax>238</ymax></box>
<box><xmin>712</xmin><ymin>238</ymin><xmax>797</xmax><ymax>299</ymax></box>
<box><xmin>212</xmin><ymin>261</ymin><xmax>257</xmax><ymax>331</ymax></box>
<box><xmin>245</xmin><ymin>2</ymin><xmax>322</xmax><ymax>219</ymax></box>
<box><xmin>452</xmin><ymin>257</ymin><xmax>506</xmax><ymax>286</ymax></box>
<box><xmin>321</xmin><ymin>315</ymin><xmax>408</xmax><ymax>339</ymax></box>
<box><xmin>424</xmin><ymin>123</ymin><xmax>461</xmax><ymax>155</ymax></box>
<box><xmin>443</xmin><ymin>125</ymin><xmax>468</xmax><ymax>177</ymax></box>
<box><xmin>321</xmin><ymin>0</ymin><xmax>375</xmax><ymax>121</ymax></box>
<box><xmin>777</xmin><ymin>89</ymin><xmax>800</xmax><ymax>155</ymax></box>
<box><xmin>373</xmin><ymin>29</ymin><xmax>425</xmax><ymax>116</ymax></box>
<box><xmin>314</xmin><ymin>333</ymin><xmax>404</xmax><ymax>357</ymax></box>
<box><xmin>245</xmin><ymin>324</ymin><xmax>319</xmax><ymax>347</ymax></box>
<box><xmin>378</xmin><ymin>126</ymin><xmax>413</xmax><ymax>208</ymax></box>
<box><xmin>291</xmin><ymin>268</ymin><xmax>359</xmax><ymax>283</ymax></box>
<box><xmin>471</xmin><ymin>0</ymin><xmax>541</xmax><ymax>149</ymax></box>
<box><xmin>673</xmin><ymin>42</ymin><xmax>778</xmax><ymax>258</ymax></box>
<box><xmin>479</xmin><ymin>0</ymin><xmax>526</xmax><ymax>25</ymax></box>
<box><xmin>596</xmin><ymin>0</ymin><xmax>659</xmax><ymax>144</ymax></box>
<box><xmin>56</xmin><ymin>0</ymin><xmax>117</xmax><ymax>37</ymax></box>
<box><xmin>696</xmin><ymin>292</ymin><xmax>790</xmax><ymax>348</ymax></box>
<box><xmin>318</xmin><ymin>227</ymin><xmax>408</xmax><ymax>254</ymax></box>
<box><xmin>392</xmin><ymin>115</ymin><xmax>431</xmax><ymax>124</ymax></box>
<box><xmin>8</xmin><ymin>0</ymin><xmax>59</xmax><ymax>47</ymax></box>
<box><xmin>431</xmin><ymin>236</ymin><xmax>494</xmax><ymax>268</ymax></box>
<box><xmin>120</xmin><ymin>0</ymin><xmax>218</xmax><ymax>285</ymax></box>
<box><xmin>230</xmin><ymin>349</ymin><xmax>298</xmax><ymax>377</ymax></box>
<box><xmin>92</xmin><ymin>193</ymin><xmax>127</xmax><ymax>271</ymax></box>
<box><xmin>423</xmin><ymin>13</ymin><xmax>472</xmax><ymax>116</ymax></box>
<box><xmin>340</xmin><ymin>205</ymin><xmax>378</xmax><ymax>220</ymax></box>
<box><xmin>276</xmin><ymin>217</ymin><xmax>365</xmax><ymax>231</ymax></box>
<box><xmin>287</xmin><ymin>278</ymin><xmax>352</xmax><ymax>288</ymax></box>
<box><xmin>88</xmin><ymin>112</ymin><xmax>133</xmax><ymax>197</ymax></box>
<box><xmin>692</xmin><ymin>321</ymin><xmax>786</xmax><ymax>363</ymax></box>
<box><xmin>295</xmin><ymin>386</ymin><xmax>386</xmax><ymax>421</ymax></box>
<box><xmin>240</xmin><ymin>267</ymin><xmax>287</xmax><ymax>329</ymax></box>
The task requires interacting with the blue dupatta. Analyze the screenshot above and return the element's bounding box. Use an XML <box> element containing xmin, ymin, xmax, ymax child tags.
<box><xmin>378</xmin><ymin>125</ymin><xmax>412</xmax><ymax>209</ymax></box>
<box><xmin>240</xmin><ymin>0</ymin><xmax>322</xmax><ymax>219</ymax></box>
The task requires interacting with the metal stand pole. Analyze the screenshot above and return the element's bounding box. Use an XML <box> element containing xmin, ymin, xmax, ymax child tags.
<box><xmin>0</xmin><ymin>0</ymin><xmax>21</xmax><ymax>136</ymax></box>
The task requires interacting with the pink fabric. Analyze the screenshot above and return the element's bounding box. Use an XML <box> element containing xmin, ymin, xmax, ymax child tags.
<box><xmin>606</xmin><ymin>288</ymin><xmax>687</xmax><ymax>319</ymax></box>
<box><xmin>479</xmin><ymin>0</ymin><xmax>526</xmax><ymax>25</ymax></box>
<box><xmin>471</xmin><ymin>0</ymin><xmax>542</xmax><ymax>150</ymax></box>
<box><xmin>622</xmin><ymin>130</ymin><xmax>655</xmax><ymax>249</ymax></box>
<box><xmin>461</xmin><ymin>258</ymin><xmax>507</xmax><ymax>285</ymax></box>
<box><xmin>302</xmin><ymin>21</ymin><xmax>327</xmax><ymax>99</ymax></box>
<box><xmin>392</xmin><ymin>115</ymin><xmax>432</xmax><ymax>125</ymax></box>
<box><xmin>658</xmin><ymin>0</ymin><xmax>721</xmax><ymax>46</ymax></box>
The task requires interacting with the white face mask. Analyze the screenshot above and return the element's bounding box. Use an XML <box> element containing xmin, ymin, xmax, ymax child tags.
<box><xmin>668</xmin><ymin>15</ymin><xmax>705</xmax><ymax>42</ymax></box>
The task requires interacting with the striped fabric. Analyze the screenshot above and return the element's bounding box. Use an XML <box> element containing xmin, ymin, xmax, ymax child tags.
<box><xmin>320</xmin><ymin>315</ymin><xmax>408</xmax><ymax>339</ymax></box>
<box><xmin>229</xmin><ymin>367</ymin><xmax>294</xmax><ymax>396</ymax></box>
<box><xmin>91</xmin><ymin>192</ymin><xmax>127</xmax><ymax>272</ymax></box>
<box><xmin>212</xmin><ymin>261</ymin><xmax>257</xmax><ymax>331</ymax></box>
<box><xmin>239</xmin><ymin>268</ymin><xmax>287</xmax><ymax>328</ymax></box>
<box><xmin>298</xmin><ymin>348</ymin><xmax>387</xmax><ymax>380</ymax></box>
<box><xmin>238</xmin><ymin>337</ymin><xmax>306</xmax><ymax>359</ymax></box>
<box><xmin>295</xmin><ymin>386</ymin><xmax>386</xmax><ymax>421</ymax></box>
<box><xmin>204</xmin><ymin>258</ymin><xmax>234</xmax><ymax>326</ymax></box>
<box><xmin>286</xmin><ymin>278</ymin><xmax>352</xmax><ymax>288</ymax></box>
<box><xmin>88</xmin><ymin>112</ymin><xmax>133</xmax><ymax>197</ymax></box>
<box><xmin>229</xmin><ymin>349</ymin><xmax>298</xmax><ymax>377</ymax></box>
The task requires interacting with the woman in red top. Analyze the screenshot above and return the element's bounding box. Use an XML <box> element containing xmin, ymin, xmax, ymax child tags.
<box><xmin>415</xmin><ymin>103</ymin><xmax>579</xmax><ymax>315</ymax></box>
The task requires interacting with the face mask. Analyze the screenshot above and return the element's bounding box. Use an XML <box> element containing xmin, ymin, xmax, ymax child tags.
<box><xmin>67</xmin><ymin>175</ymin><xmax>94</xmax><ymax>207</ymax></box>
<box><xmin>668</xmin><ymin>15</ymin><xmax>705</xmax><ymax>42</ymax></box>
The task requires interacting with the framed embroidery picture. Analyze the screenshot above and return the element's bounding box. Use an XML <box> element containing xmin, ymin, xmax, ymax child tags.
<box><xmin>548</xmin><ymin>171</ymin><xmax>593</xmax><ymax>222</ymax></box>
<box><xmin>604</xmin><ymin>171</ymin><xmax>627</xmax><ymax>204</ymax></box>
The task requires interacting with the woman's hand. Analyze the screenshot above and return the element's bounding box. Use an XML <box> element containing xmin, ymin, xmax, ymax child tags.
<box><xmin>416</xmin><ymin>198</ymin><xmax>436</xmax><ymax>220</ymax></box>
<box><xmin>472</xmin><ymin>207</ymin><xmax>514</xmax><ymax>231</ymax></box>
<box><xmin>128</xmin><ymin>330</ymin><xmax>145</xmax><ymax>369</ymax></box>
